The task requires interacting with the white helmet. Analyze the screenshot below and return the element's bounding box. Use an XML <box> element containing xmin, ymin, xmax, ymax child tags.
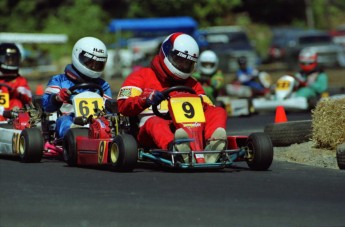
<box><xmin>198</xmin><ymin>50</ymin><xmax>219</xmax><ymax>76</ymax></box>
<box><xmin>159</xmin><ymin>33</ymin><xmax>199</xmax><ymax>80</ymax></box>
<box><xmin>299</xmin><ymin>48</ymin><xmax>318</xmax><ymax>72</ymax></box>
<box><xmin>72</xmin><ymin>37</ymin><xmax>107</xmax><ymax>79</ymax></box>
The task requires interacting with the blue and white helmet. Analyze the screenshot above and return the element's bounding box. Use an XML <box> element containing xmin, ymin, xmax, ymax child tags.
<box><xmin>159</xmin><ymin>33</ymin><xmax>199</xmax><ymax>80</ymax></box>
<box><xmin>72</xmin><ymin>37</ymin><xmax>108</xmax><ymax>79</ymax></box>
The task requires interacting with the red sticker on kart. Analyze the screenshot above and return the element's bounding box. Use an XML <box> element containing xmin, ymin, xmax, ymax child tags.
<box><xmin>170</xmin><ymin>97</ymin><xmax>205</xmax><ymax>123</ymax></box>
<box><xmin>0</xmin><ymin>93</ymin><xmax>9</xmax><ymax>108</ymax></box>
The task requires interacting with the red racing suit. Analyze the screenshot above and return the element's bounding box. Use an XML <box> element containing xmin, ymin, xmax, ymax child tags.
<box><xmin>117</xmin><ymin>55</ymin><xmax>227</xmax><ymax>150</ymax></box>
<box><xmin>0</xmin><ymin>75</ymin><xmax>32</xmax><ymax>120</ymax></box>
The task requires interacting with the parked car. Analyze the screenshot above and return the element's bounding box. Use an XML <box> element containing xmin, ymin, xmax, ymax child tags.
<box><xmin>196</xmin><ymin>26</ymin><xmax>259</xmax><ymax>73</ymax></box>
<box><xmin>285</xmin><ymin>30</ymin><xmax>345</xmax><ymax>70</ymax></box>
<box><xmin>267</xmin><ymin>27</ymin><xmax>304</xmax><ymax>63</ymax></box>
<box><xmin>267</xmin><ymin>28</ymin><xmax>345</xmax><ymax>70</ymax></box>
<box><xmin>329</xmin><ymin>24</ymin><xmax>345</xmax><ymax>47</ymax></box>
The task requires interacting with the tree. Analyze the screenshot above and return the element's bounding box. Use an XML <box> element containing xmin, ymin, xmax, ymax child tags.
<box><xmin>42</xmin><ymin>0</ymin><xmax>110</xmax><ymax>57</ymax></box>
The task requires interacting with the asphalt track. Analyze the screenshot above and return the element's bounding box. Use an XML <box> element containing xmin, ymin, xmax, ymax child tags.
<box><xmin>1</xmin><ymin>112</ymin><xmax>344</xmax><ymax>227</ymax></box>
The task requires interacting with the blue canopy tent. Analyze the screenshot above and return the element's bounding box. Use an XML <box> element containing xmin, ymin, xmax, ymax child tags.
<box><xmin>108</xmin><ymin>16</ymin><xmax>198</xmax><ymax>36</ymax></box>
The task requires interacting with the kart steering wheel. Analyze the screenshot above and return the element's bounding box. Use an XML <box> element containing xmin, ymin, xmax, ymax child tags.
<box><xmin>152</xmin><ymin>86</ymin><xmax>196</xmax><ymax>120</ymax></box>
<box><xmin>69</xmin><ymin>82</ymin><xmax>104</xmax><ymax>96</ymax></box>
<box><xmin>67</xmin><ymin>82</ymin><xmax>104</xmax><ymax>104</ymax></box>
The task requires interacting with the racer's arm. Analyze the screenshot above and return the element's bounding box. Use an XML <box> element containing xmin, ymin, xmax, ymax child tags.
<box><xmin>98</xmin><ymin>79</ymin><xmax>113</xmax><ymax>100</ymax></box>
<box><xmin>9</xmin><ymin>76</ymin><xmax>32</xmax><ymax>104</ymax></box>
<box><xmin>237</xmin><ymin>68</ymin><xmax>258</xmax><ymax>83</ymax></box>
<box><xmin>42</xmin><ymin>75</ymin><xmax>65</xmax><ymax>112</ymax></box>
<box><xmin>293</xmin><ymin>72</ymin><xmax>307</xmax><ymax>88</ymax></box>
<box><xmin>117</xmin><ymin>70</ymin><xmax>151</xmax><ymax>116</ymax></box>
<box><xmin>308</xmin><ymin>72</ymin><xmax>328</xmax><ymax>94</ymax></box>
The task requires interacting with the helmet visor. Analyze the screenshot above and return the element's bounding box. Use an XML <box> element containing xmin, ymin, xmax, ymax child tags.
<box><xmin>78</xmin><ymin>51</ymin><xmax>107</xmax><ymax>72</ymax></box>
<box><xmin>201</xmin><ymin>61</ymin><xmax>215</xmax><ymax>69</ymax></box>
<box><xmin>168</xmin><ymin>50</ymin><xmax>197</xmax><ymax>73</ymax></box>
<box><xmin>0</xmin><ymin>53</ymin><xmax>20</xmax><ymax>68</ymax></box>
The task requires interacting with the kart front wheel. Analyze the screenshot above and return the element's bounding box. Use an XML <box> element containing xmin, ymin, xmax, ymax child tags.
<box><xmin>109</xmin><ymin>134</ymin><xmax>137</xmax><ymax>172</ymax></box>
<box><xmin>63</xmin><ymin>128</ymin><xmax>88</xmax><ymax>166</ymax></box>
<box><xmin>19</xmin><ymin>128</ymin><xmax>44</xmax><ymax>163</ymax></box>
<box><xmin>245</xmin><ymin>132</ymin><xmax>273</xmax><ymax>171</ymax></box>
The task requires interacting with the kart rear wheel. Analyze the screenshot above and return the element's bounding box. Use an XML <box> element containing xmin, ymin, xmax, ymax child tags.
<box><xmin>336</xmin><ymin>143</ymin><xmax>345</xmax><ymax>170</ymax></box>
<box><xmin>109</xmin><ymin>133</ymin><xmax>137</xmax><ymax>172</ymax></box>
<box><xmin>63</xmin><ymin>128</ymin><xmax>88</xmax><ymax>167</ymax></box>
<box><xmin>245</xmin><ymin>132</ymin><xmax>273</xmax><ymax>171</ymax></box>
<box><xmin>19</xmin><ymin>128</ymin><xmax>44</xmax><ymax>163</ymax></box>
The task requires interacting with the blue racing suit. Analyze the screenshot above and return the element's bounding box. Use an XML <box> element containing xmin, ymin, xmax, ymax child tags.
<box><xmin>42</xmin><ymin>64</ymin><xmax>112</xmax><ymax>139</ymax></box>
<box><xmin>236</xmin><ymin>67</ymin><xmax>265</xmax><ymax>92</ymax></box>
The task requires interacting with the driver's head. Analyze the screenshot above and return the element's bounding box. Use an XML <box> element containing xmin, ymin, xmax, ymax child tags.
<box><xmin>159</xmin><ymin>32</ymin><xmax>199</xmax><ymax>81</ymax></box>
<box><xmin>71</xmin><ymin>37</ymin><xmax>107</xmax><ymax>81</ymax></box>
<box><xmin>0</xmin><ymin>43</ymin><xmax>21</xmax><ymax>76</ymax></box>
<box><xmin>198</xmin><ymin>50</ymin><xmax>219</xmax><ymax>76</ymax></box>
<box><xmin>237</xmin><ymin>56</ymin><xmax>247</xmax><ymax>70</ymax></box>
<box><xmin>299</xmin><ymin>49</ymin><xmax>318</xmax><ymax>73</ymax></box>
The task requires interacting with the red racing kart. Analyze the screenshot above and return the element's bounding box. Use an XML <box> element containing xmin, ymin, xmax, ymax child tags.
<box><xmin>0</xmin><ymin>93</ymin><xmax>63</xmax><ymax>162</ymax></box>
<box><xmin>139</xmin><ymin>86</ymin><xmax>274</xmax><ymax>170</ymax></box>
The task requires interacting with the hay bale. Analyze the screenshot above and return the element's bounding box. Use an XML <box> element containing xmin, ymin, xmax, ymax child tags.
<box><xmin>312</xmin><ymin>98</ymin><xmax>345</xmax><ymax>149</ymax></box>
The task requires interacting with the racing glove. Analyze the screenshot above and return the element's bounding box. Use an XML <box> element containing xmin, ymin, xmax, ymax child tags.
<box><xmin>55</xmin><ymin>88</ymin><xmax>71</xmax><ymax>103</ymax></box>
<box><xmin>139</xmin><ymin>88</ymin><xmax>165</xmax><ymax>107</ymax></box>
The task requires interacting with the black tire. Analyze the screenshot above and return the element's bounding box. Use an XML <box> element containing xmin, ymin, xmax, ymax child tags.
<box><xmin>0</xmin><ymin>123</ymin><xmax>13</xmax><ymax>129</ymax></box>
<box><xmin>264</xmin><ymin>120</ymin><xmax>312</xmax><ymax>147</ymax></box>
<box><xmin>246</xmin><ymin>132</ymin><xmax>273</xmax><ymax>171</ymax></box>
<box><xmin>19</xmin><ymin>128</ymin><xmax>44</xmax><ymax>163</ymax></box>
<box><xmin>109</xmin><ymin>133</ymin><xmax>137</xmax><ymax>172</ymax></box>
<box><xmin>336</xmin><ymin>143</ymin><xmax>345</xmax><ymax>170</ymax></box>
<box><xmin>63</xmin><ymin>128</ymin><xmax>88</xmax><ymax>167</ymax></box>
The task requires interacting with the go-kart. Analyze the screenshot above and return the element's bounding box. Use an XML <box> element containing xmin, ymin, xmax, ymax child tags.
<box><xmin>0</xmin><ymin>94</ymin><xmax>45</xmax><ymax>162</ymax></box>
<box><xmin>225</xmin><ymin>71</ymin><xmax>272</xmax><ymax>98</ymax></box>
<box><xmin>62</xmin><ymin>85</ymin><xmax>137</xmax><ymax>172</ymax></box>
<box><xmin>0</xmin><ymin>83</ymin><xmax>110</xmax><ymax>163</ymax></box>
<box><xmin>251</xmin><ymin>75</ymin><xmax>314</xmax><ymax>112</ymax></box>
<box><xmin>138</xmin><ymin>86</ymin><xmax>274</xmax><ymax>170</ymax></box>
<box><xmin>1</xmin><ymin>82</ymin><xmax>46</xmax><ymax>162</ymax></box>
<box><xmin>216</xmin><ymin>72</ymin><xmax>272</xmax><ymax>117</ymax></box>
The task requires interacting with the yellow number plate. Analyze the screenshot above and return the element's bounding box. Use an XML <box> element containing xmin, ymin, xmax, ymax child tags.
<box><xmin>170</xmin><ymin>97</ymin><xmax>205</xmax><ymax>123</ymax></box>
<box><xmin>276</xmin><ymin>80</ymin><xmax>291</xmax><ymax>91</ymax></box>
<box><xmin>74</xmin><ymin>97</ymin><xmax>103</xmax><ymax>117</ymax></box>
<box><xmin>0</xmin><ymin>93</ymin><xmax>9</xmax><ymax>108</ymax></box>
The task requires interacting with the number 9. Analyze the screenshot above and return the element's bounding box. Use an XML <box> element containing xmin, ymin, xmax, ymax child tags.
<box><xmin>182</xmin><ymin>102</ymin><xmax>194</xmax><ymax>118</ymax></box>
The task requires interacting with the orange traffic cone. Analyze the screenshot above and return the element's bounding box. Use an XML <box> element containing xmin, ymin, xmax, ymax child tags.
<box><xmin>35</xmin><ymin>84</ymin><xmax>44</xmax><ymax>95</ymax></box>
<box><xmin>275</xmin><ymin>106</ymin><xmax>287</xmax><ymax>123</ymax></box>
